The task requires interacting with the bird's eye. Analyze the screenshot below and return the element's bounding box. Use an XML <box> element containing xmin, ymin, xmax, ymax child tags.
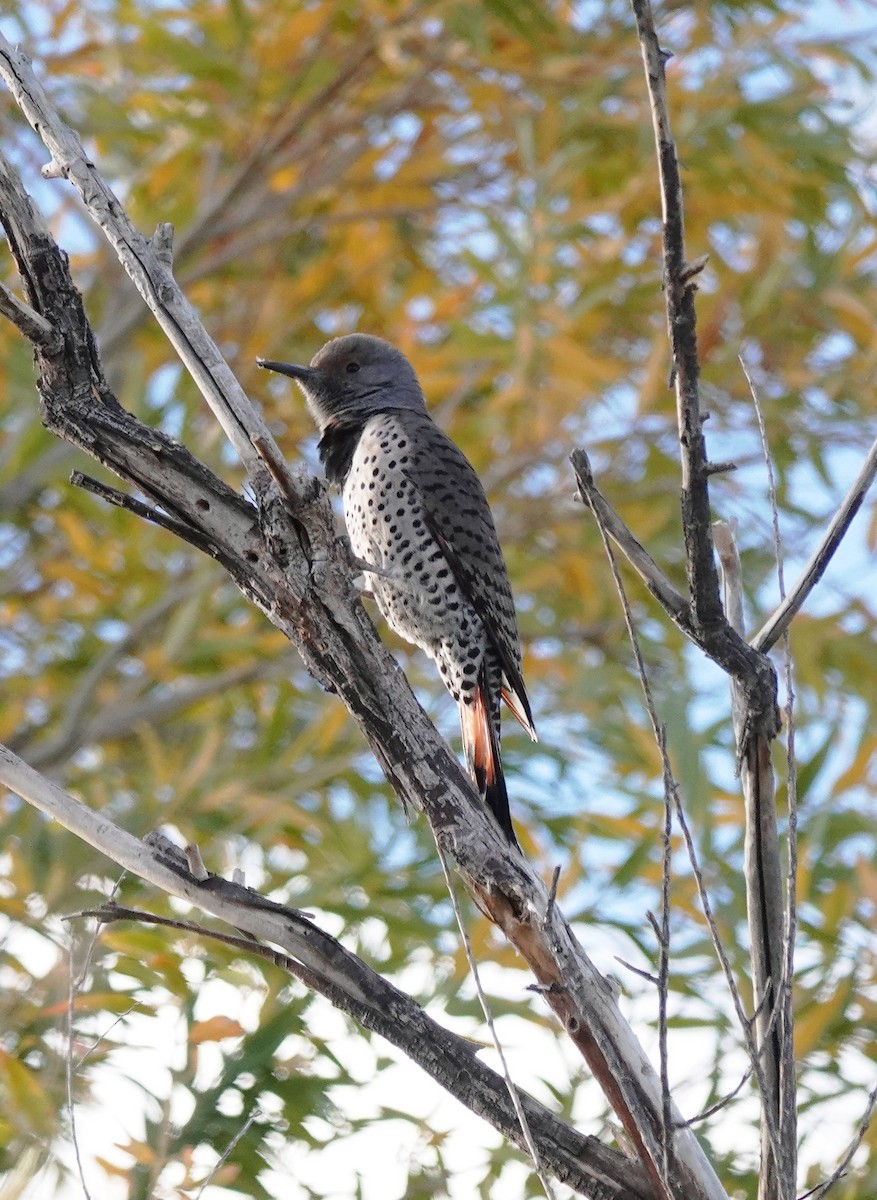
<box><xmin>346</xmin><ymin>361</ymin><xmax>360</xmax><ymax>374</ymax></box>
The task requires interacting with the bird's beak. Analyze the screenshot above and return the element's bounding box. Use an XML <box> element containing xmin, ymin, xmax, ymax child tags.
<box><xmin>256</xmin><ymin>357</ymin><xmax>315</xmax><ymax>383</ymax></box>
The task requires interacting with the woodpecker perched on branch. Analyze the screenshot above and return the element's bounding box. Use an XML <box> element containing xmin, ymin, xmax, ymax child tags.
<box><xmin>259</xmin><ymin>334</ymin><xmax>535</xmax><ymax>846</ymax></box>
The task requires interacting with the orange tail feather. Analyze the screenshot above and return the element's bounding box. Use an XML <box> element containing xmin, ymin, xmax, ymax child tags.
<box><xmin>459</xmin><ymin>683</ymin><xmax>518</xmax><ymax>847</ymax></box>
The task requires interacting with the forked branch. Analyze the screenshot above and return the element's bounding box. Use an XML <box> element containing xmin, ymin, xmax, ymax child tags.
<box><xmin>628</xmin><ymin>0</ymin><xmax>778</xmax><ymax>746</ymax></box>
<box><xmin>627</xmin><ymin>5</ymin><xmax>790</xmax><ymax>1198</ymax></box>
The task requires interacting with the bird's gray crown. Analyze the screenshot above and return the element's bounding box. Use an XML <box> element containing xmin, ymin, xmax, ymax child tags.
<box><xmin>259</xmin><ymin>333</ymin><xmax>428</xmax><ymax>430</ymax></box>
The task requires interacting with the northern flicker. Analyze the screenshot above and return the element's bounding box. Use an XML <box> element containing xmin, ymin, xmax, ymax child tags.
<box><xmin>258</xmin><ymin>334</ymin><xmax>536</xmax><ymax>845</ymax></box>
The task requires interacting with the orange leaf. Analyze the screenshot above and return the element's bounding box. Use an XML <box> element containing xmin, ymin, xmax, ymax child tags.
<box><xmin>190</xmin><ymin>1016</ymin><xmax>245</xmax><ymax>1044</ymax></box>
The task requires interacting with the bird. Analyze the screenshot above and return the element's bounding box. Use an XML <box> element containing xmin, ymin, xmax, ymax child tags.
<box><xmin>257</xmin><ymin>333</ymin><xmax>536</xmax><ymax>846</ymax></box>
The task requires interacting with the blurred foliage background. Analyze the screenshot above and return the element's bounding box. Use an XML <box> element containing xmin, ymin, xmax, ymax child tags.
<box><xmin>1</xmin><ymin>1</ymin><xmax>876</xmax><ymax>1197</ymax></box>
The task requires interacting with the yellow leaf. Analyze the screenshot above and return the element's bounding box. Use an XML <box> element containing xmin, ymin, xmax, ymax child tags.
<box><xmin>121</xmin><ymin>1140</ymin><xmax>156</xmax><ymax>1167</ymax></box>
<box><xmin>190</xmin><ymin>1016</ymin><xmax>245</xmax><ymax>1044</ymax></box>
<box><xmin>95</xmin><ymin>1156</ymin><xmax>133</xmax><ymax>1180</ymax></box>
<box><xmin>794</xmin><ymin>981</ymin><xmax>850</xmax><ymax>1058</ymax></box>
<box><xmin>0</xmin><ymin>1052</ymin><xmax>55</xmax><ymax>1135</ymax></box>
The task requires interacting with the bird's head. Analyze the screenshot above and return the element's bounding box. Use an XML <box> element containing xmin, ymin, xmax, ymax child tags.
<box><xmin>257</xmin><ymin>333</ymin><xmax>427</xmax><ymax>430</ymax></box>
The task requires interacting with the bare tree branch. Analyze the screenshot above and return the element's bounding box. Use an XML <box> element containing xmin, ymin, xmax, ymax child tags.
<box><xmin>752</xmin><ymin>430</ymin><xmax>877</xmax><ymax>653</ymax></box>
<box><xmin>626</xmin><ymin>5</ymin><xmax>799</xmax><ymax>1196</ymax></box>
<box><xmin>0</xmin><ymin>274</ymin><xmax>57</xmax><ymax>346</ymax></box>
<box><xmin>436</xmin><ymin>843</ymin><xmax>556</xmax><ymax>1200</ymax></box>
<box><xmin>580</xmin><ymin>465</ymin><xmax>781</xmax><ymax>1182</ymax></box>
<box><xmin>571</xmin><ymin>448</ymin><xmax>690</xmax><ymax>631</ymax></box>
<box><xmin>801</xmin><ymin>1083</ymin><xmax>877</xmax><ymax>1200</ymax></box>
<box><xmin>0</xmin><ymin>742</ymin><xmax>652</xmax><ymax>1200</ymax></box>
<box><xmin>742</xmin><ymin>360</ymin><xmax>801</xmax><ymax>1190</ymax></box>
<box><xmin>714</xmin><ymin>522</ymin><xmax>789</xmax><ymax>1194</ymax></box>
<box><xmin>0</xmin><ymin>36</ymin><xmax>288</xmax><ymax>483</ymax></box>
<box><xmin>628</xmin><ymin>0</ymin><xmax>778</xmax><ymax>749</ymax></box>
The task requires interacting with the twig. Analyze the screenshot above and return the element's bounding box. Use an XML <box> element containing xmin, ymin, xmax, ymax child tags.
<box><xmin>185</xmin><ymin>842</ymin><xmax>210</xmax><ymax>882</ymax></box>
<box><xmin>798</xmin><ymin>1083</ymin><xmax>877</xmax><ymax>1200</ymax></box>
<box><xmin>657</xmin><ymin>766</ymin><xmax>673</xmax><ymax>1187</ymax></box>
<box><xmin>570</xmin><ymin>451</ymin><xmax>779</xmax><ymax>745</ymax></box>
<box><xmin>545</xmin><ymin>864</ymin><xmax>562</xmax><ymax>924</ymax></box>
<box><xmin>571</xmin><ymin>449</ymin><xmax>691</xmax><ymax>632</ymax></box>
<box><xmin>196</xmin><ymin>1108</ymin><xmax>264</xmax><ymax>1198</ymax></box>
<box><xmin>671</xmin><ymin>795</ymin><xmax>783</xmax><ymax>1167</ymax></box>
<box><xmin>65</xmin><ymin>934</ymin><xmax>93</xmax><ymax>1200</ymax></box>
<box><xmin>628</xmin><ymin>0</ymin><xmax>778</xmax><ymax>749</ymax></box>
<box><xmin>685</xmin><ymin>1066</ymin><xmax>753</xmax><ymax>1126</ymax></box>
<box><xmin>70</xmin><ymin>472</ymin><xmax>218</xmax><ymax>555</ymax></box>
<box><xmin>72</xmin><ymin>1002</ymin><xmax>142</xmax><ymax>1071</ymax></box>
<box><xmin>752</xmin><ymin>429</ymin><xmax>877</xmax><ymax>652</ymax></box>
<box><xmin>743</xmin><ymin>352</ymin><xmax>801</xmax><ymax>1060</ymax></box>
<box><xmin>713</xmin><ymin>521</ymin><xmax>787</xmax><ymax>1195</ymax></box>
<box><xmin>743</xmin><ymin>360</ymin><xmax>799</xmax><ymax>1186</ymax></box>
<box><xmin>629</xmin><ymin>0</ymin><xmax>720</xmax><ymax>633</ymax></box>
<box><xmin>0</xmin><ymin>276</ymin><xmax>58</xmax><ymax>347</ymax></box>
<box><xmin>63</xmin><ymin>867</ymin><xmax>127</xmax><ymax>1200</ymax></box>
<box><xmin>614</xmin><ymin>958</ymin><xmax>659</xmax><ymax>986</ymax></box>
<box><xmin>0</xmin><ymin>34</ymin><xmax>296</xmax><ymax>491</ymax></box>
<box><xmin>434</xmin><ymin>843</ymin><xmax>555</xmax><ymax>1200</ymax></box>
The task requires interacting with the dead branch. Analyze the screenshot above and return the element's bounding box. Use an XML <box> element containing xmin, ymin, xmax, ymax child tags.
<box><xmin>627</xmin><ymin>5</ymin><xmax>791</xmax><ymax>1195</ymax></box>
<box><xmin>752</xmin><ymin>431</ymin><xmax>877</xmax><ymax>653</ymax></box>
<box><xmin>0</xmin><ymin>742</ymin><xmax>651</xmax><ymax>1200</ymax></box>
<box><xmin>627</xmin><ymin>1</ymin><xmax>779</xmax><ymax>748</ymax></box>
<box><xmin>714</xmin><ymin>522</ymin><xmax>789</xmax><ymax>1191</ymax></box>
<box><xmin>571</xmin><ymin>448</ymin><xmax>690</xmax><ymax>631</ymax></box>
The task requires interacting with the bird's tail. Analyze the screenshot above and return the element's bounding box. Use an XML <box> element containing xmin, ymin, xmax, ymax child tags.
<box><xmin>460</xmin><ymin>672</ymin><xmax>519</xmax><ymax>848</ymax></box>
